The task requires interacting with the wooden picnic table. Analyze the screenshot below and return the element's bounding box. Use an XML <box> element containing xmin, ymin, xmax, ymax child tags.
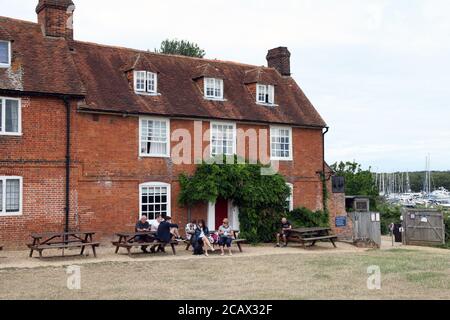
<box><xmin>112</xmin><ymin>231</ymin><xmax>178</xmax><ymax>256</ymax></box>
<box><xmin>28</xmin><ymin>231</ymin><xmax>100</xmax><ymax>258</ymax></box>
<box><xmin>185</xmin><ymin>230</ymin><xmax>247</xmax><ymax>253</ymax></box>
<box><xmin>286</xmin><ymin>227</ymin><xmax>337</xmax><ymax>249</ymax></box>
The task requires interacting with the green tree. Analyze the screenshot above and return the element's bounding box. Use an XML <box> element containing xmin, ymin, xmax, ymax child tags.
<box><xmin>155</xmin><ymin>39</ymin><xmax>206</xmax><ymax>58</ymax></box>
<box><xmin>330</xmin><ymin>161</ymin><xmax>378</xmax><ymax>198</ymax></box>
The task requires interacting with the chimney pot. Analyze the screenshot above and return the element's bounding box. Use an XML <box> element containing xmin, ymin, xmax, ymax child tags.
<box><xmin>36</xmin><ymin>0</ymin><xmax>75</xmax><ymax>40</ymax></box>
<box><xmin>266</xmin><ymin>47</ymin><xmax>291</xmax><ymax>76</ymax></box>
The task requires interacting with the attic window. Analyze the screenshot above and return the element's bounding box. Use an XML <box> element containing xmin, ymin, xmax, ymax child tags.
<box><xmin>134</xmin><ymin>71</ymin><xmax>158</xmax><ymax>95</ymax></box>
<box><xmin>204</xmin><ymin>78</ymin><xmax>224</xmax><ymax>100</ymax></box>
<box><xmin>0</xmin><ymin>41</ymin><xmax>11</xmax><ymax>68</ymax></box>
<box><xmin>257</xmin><ymin>84</ymin><xmax>275</xmax><ymax>105</ymax></box>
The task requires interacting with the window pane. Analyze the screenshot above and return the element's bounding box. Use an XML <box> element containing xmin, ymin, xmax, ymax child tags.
<box><xmin>271</xmin><ymin>128</ymin><xmax>291</xmax><ymax>159</ymax></box>
<box><xmin>0</xmin><ymin>42</ymin><xmax>9</xmax><ymax>65</ymax></box>
<box><xmin>6</xmin><ymin>179</ymin><xmax>20</xmax><ymax>212</ymax></box>
<box><xmin>5</xmin><ymin>99</ymin><xmax>19</xmax><ymax>133</ymax></box>
<box><xmin>141</xmin><ymin>185</ymin><xmax>169</xmax><ymax>220</ymax></box>
<box><xmin>140</xmin><ymin>119</ymin><xmax>169</xmax><ymax>156</ymax></box>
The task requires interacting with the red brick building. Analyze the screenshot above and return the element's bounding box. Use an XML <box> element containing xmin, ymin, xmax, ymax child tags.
<box><xmin>0</xmin><ymin>0</ymin><xmax>349</xmax><ymax>248</ymax></box>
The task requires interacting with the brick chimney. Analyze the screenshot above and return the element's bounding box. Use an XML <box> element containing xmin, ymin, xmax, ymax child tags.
<box><xmin>266</xmin><ymin>47</ymin><xmax>291</xmax><ymax>76</ymax></box>
<box><xmin>36</xmin><ymin>0</ymin><xmax>75</xmax><ymax>39</ymax></box>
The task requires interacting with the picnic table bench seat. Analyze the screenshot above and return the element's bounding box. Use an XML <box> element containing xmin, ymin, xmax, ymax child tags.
<box><xmin>112</xmin><ymin>231</ymin><xmax>180</xmax><ymax>256</ymax></box>
<box><xmin>286</xmin><ymin>228</ymin><xmax>338</xmax><ymax>249</ymax></box>
<box><xmin>28</xmin><ymin>231</ymin><xmax>99</xmax><ymax>258</ymax></box>
<box><xmin>112</xmin><ymin>240</ymin><xmax>179</xmax><ymax>256</ymax></box>
<box><xmin>27</xmin><ymin>242</ymin><xmax>100</xmax><ymax>258</ymax></box>
<box><xmin>184</xmin><ymin>233</ymin><xmax>247</xmax><ymax>253</ymax></box>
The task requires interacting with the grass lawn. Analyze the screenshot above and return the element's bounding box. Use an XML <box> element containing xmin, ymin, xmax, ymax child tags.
<box><xmin>0</xmin><ymin>247</ymin><xmax>448</xmax><ymax>300</ymax></box>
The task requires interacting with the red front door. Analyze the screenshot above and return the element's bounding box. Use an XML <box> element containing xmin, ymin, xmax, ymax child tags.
<box><xmin>215</xmin><ymin>198</ymin><xmax>228</xmax><ymax>230</ymax></box>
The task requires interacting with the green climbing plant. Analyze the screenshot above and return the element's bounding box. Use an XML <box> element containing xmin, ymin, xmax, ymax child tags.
<box><xmin>178</xmin><ymin>156</ymin><xmax>291</xmax><ymax>243</ymax></box>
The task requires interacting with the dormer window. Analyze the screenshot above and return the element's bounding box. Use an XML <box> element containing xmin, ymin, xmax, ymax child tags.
<box><xmin>0</xmin><ymin>41</ymin><xmax>11</xmax><ymax>68</ymax></box>
<box><xmin>257</xmin><ymin>84</ymin><xmax>275</xmax><ymax>105</ymax></box>
<box><xmin>134</xmin><ymin>71</ymin><xmax>158</xmax><ymax>95</ymax></box>
<box><xmin>204</xmin><ymin>78</ymin><xmax>224</xmax><ymax>100</ymax></box>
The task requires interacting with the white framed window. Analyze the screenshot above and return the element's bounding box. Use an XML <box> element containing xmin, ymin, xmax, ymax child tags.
<box><xmin>210</xmin><ymin>122</ymin><xmax>236</xmax><ymax>157</ymax></box>
<box><xmin>134</xmin><ymin>71</ymin><xmax>158</xmax><ymax>94</ymax></box>
<box><xmin>257</xmin><ymin>84</ymin><xmax>275</xmax><ymax>105</ymax></box>
<box><xmin>139</xmin><ymin>182</ymin><xmax>171</xmax><ymax>221</ymax></box>
<box><xmin>0</xmin><ymin>176</ymin><xmax>23</xmax><ymax>216</ymax></box>
<box><xmin>139</xmin><ymin>117</ymin><xmax>170</xmax><ymax>157</ymax></box>
<box><xmin>0</xmin><ymin>41</ymin><xmax>11</xmax><ymax>68</ymax></box>
<box><xmin>204</xmin><ymin>78</ymin><xmax>224</xmax><ymax>100</ymax></box>
<box><xmin>286</xmin><ymin>183</ymin><xmax>294</xmax><ymax>212</ymax></box>
<box><xmin>270</xmin><ymin>126</ymin><xmax>293</xmax><ymax>161</ymax></box>
<box><xmin>0</xmin><ymin>97</ymin><xmax>21</xmax><ymax>136</ymax></box>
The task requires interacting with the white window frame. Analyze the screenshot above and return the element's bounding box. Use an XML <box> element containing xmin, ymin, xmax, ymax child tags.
<box><xmin>139</xmin><ymin>117</ymin><xmax>170</xmax><ymax>158</ymax></box>
<box><xmin>134</xmin><ymin>71</ymin><xmax>158</xmax><ymax>95</ymax></box>
<box><xmin>0</xmin><ymin>176</ymin><xmax>23</xmax><ymax>217</ymax></box>
<box><xmin>0</xmin><ymin>97</ymin><xmax>22</xmax><ymax>136</ymax></box>
<box><xmin>0</xmin><ymin>41</ymin><xmax>11</xmax><ymax>68</ymax></box>
<box><xmin>204</xmin><ymin>78</ymin><xmax>224</xmax><ymax>100</ymax></box>
<box><xmin>139</xmin><ymin>182</ymin><xmax>171</xmax><ymax>222</ymax></box>
<box><xmin>286</xmin><ymin>183</ymin><xmax>294</xmax><ymax>212</ymax></box>
<box><xmin>210</xmin><ymin>121</ymin><xmax>237</xmax><ymax>157</ymax></box>
<box><xmin>270</xmin><ymin>126</ymin><xmax>293</xmax><ymax>161</ymax></box>
<box><xmin>256</xmin><ymin>84</ymin><xmax>275</xmax><ymax>105</ymax></box>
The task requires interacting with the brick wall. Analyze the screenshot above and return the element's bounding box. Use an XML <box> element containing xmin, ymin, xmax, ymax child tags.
<box><xmin>0</xmin><ymin>96</ymin><xmax>74</xmax><ymax>247</ymax></box>
<box><xmin>1</xmin><ymin>97</ymin><xmax>344</xmax><ymax>247</ymax></box>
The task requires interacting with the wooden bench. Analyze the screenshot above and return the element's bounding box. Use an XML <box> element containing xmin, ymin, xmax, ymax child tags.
<box><xmin>27</xmin><ymin>242</ymin><xmax>100</xmax><ymax>258</ymax></box>
<box><xmin>28</xmin><ymin>231</ymin><xmax>99</xmax><ymax>258</ymax></box>
<box><xmin>286</xmin><ymin>227</ymin><xmax>338</xmax><ymax>249</ymax></box>
<box><xmin>113</xmin><ymin>240</ymin><xmax>178</xmax><ymax>256</ymax></box>
<box><xmin>185</xmin><ymin>230</ymin><xmax>247</xmax><ymax>253</ymax></box>
<box><xmin>112</xmin><ymin>231</ymin><xmax>179</xmax><ymax>256</ymax></box>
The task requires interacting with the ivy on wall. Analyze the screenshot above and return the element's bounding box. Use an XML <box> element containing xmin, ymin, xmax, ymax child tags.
<box><xmin>178</xmin><ymin>156</ymin><xmax>291</xmax><ymax>243</ymax></box>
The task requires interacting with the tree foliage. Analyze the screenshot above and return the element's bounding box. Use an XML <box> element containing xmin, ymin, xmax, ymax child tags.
<box><xmin>331</xmin><ymin>161</ymin><xmax>378</xmax><ymax>198</ymax></box>
<box><xmin>178</xmin><ymin>156</ymin><xmax>291</xmax><ymax>243</ymax></box>
<box><xmin>155</xmin><ymin>39</ymin><xmax>206</xmax><ymax>58</ymax></box>
<box><xmin>288</xmin><ymin>207</ymin><xmax>329</xmax><ymax>229</ymax></box>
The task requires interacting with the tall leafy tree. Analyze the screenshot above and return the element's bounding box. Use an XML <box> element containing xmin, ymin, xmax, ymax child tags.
<box><xmin>155</xmin><ymin>39</ymin><xmax>206</xmax><ymax>58</ymax></box>
<box><xmin>330</xmin><ymin>161</ymin><xmax>378</xmax><ymax>198</ymax></box>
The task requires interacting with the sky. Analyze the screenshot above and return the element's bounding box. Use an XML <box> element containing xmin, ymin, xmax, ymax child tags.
<box><xmin>2</xmin><ymin>0</ymin><xmax>450</xmax><ymax>172</ymax></box>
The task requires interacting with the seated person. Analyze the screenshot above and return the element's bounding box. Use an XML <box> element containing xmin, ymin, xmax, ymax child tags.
<box><xmin>154</xmin><ymin>216</ymin><xmax>179</xmax><ymax>253</ymax></box>
<box><xmin>194</xmin><ymin>220</ymin><xmax>215</xmax><ymax>256</ymax></box>
<box><xmin>276</xmin><ymin>217</ymin><xmax>292</xmax><ymax>247</ymax></box>
<box><xmin>185</xmin><ymin>219</ymin><xmax>197</xmax><ymax>242</ymax></box>
<box><xmin>150</xmin><ymin>214</ymin><xmax>163</xmax><ymax>233</ymax></box>
<box><xmin>135</xmin><ymin>215</ymin><xmax>152</xmax><ymax>253</ymax></box>
<box><xmin>218</xmin><ymin>218</ymin><xmax>234</xmax><ymax>256</ymax></box>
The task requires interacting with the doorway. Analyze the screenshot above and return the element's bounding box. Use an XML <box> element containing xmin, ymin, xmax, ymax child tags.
<box><xmin>215</xmin><ymin>198</ymin><xmax>228</xmax><ymax>230</ymax></box>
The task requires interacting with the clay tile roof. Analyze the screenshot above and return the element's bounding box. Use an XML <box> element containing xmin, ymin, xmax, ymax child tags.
<box><xmin>122</xmin><ymin>53</ymin><xmax>160</xmax><ymax>74</ymax></box>
<box><xmin>244</xmin><ymin>67</ymin><xmax>279</xmax><ymax>85</ymax></box>
<box><xmin>0</xmin><ymin>16</ymin><xmax>326</xmax><ymax>128</ymax></box>
<box><xmin>71</xmin><ymin>41</ymin><xmax>326</xmax><ymax>127</ymax></box>
<box><xmin>0</xmin><ymin>16</ymin><xmax>85</xmax><ymax>96</ymax></box>
<box><xmin>192</xmin><ymin>63</ymin><xmax>225</xmax><ymax>80</ymax></box>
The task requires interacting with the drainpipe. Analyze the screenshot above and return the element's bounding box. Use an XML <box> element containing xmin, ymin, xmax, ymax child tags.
<box><xmin>63</xmin><ymin>96</ymin><xmax>71</xmax><ymax>233</ymax></box>
<box><xmin>322</xmin><ymin>126</ymin><xmax>330</xmax><ymax>211</ymax></box>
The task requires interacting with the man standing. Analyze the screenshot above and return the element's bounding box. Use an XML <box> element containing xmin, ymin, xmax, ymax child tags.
<box><xmin>135</xmin><ymin>215</ymin><xmax>151</xmax><ymax>253</ymax></box>
<box><xmin>276</xmin><ymin>217</ymin><xmax>292</xmax><ymax>247</ymax></box>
